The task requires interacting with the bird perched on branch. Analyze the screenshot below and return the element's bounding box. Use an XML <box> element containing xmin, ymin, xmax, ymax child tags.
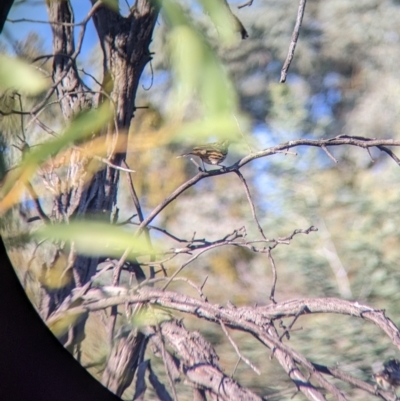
<box><xmin>374</xmin><ymin>358</ymin><xmax>400</xmax><ymax>391</ymax></box>
<box><xmin>177</xmin><ymin>140</ymin><xmax>230</xmax><ymax>171</ymax></box>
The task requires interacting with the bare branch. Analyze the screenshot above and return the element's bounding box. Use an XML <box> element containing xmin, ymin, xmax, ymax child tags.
<box><xmin>162</xmin><ymin>241</ymin><xmax>233</xmax><ymax>290</ymax></box>
<box><xmin>280</xmin><ymin>0</ymin><xmax>307</xmax><ymax>83</ymax></box>
<box><xmin>134</xmin><ymin>136</ymin><xmax>400</xmax><ymax>240</ymax></box>
<box><xmin>77</xmin><ymin>291</ymin><xmax>400</xmax><ymax>352</ymax></box>
<box><xmin>50</xmin><ymin>284</ymin><xmax>400</xmax><ymax>399</ymax></box>
<box><xmin>7</xmin><ymin>17</ymin><xmax>91</xmax><ymax>27</ymax></box>
<box><xmin>239</xmin><ymin>136</ymin><xmax>400</xmax><ymax>168</ymax></box>
<box><xmin>238</xmin><ymin>0</ymin><xmax>254</xmax><ymax>9</ymax></box>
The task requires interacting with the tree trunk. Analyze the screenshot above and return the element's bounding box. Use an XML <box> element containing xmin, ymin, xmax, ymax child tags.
<box><xmin>43</xmin><ymin>0</ymin><xmax>159</xmax><ymax>393</ymax></box>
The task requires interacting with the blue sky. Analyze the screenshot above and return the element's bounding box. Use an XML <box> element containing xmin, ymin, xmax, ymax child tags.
<box><xmin>3</xmin><ymin>1</ymin><xmax>132</xmax><ymax>56</ymax></box>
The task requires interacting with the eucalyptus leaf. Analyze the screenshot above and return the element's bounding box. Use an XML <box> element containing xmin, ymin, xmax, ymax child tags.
<box><xmin>0</xmin><ymin>55</ymin><xmax>47</xmax><ymax>95</ymax></box>
<box><xmin>34</xmin><ymin>221</ymin><xmax>157</xmax><ymax>259</ymax></box>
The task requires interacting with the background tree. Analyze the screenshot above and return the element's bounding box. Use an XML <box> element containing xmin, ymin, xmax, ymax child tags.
<box><xmin>1</xmin><ymin>1</ymin><xmax>400</xmax><ymax>400</ymax></box>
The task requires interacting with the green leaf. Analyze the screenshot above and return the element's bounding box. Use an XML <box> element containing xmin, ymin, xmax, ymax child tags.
<box><xmin>34</xmin><ymin>221</ymin><xmax>157</xmax><ymax>259</ymax></box>
<box><xmin>163</xmin><ymin>0</ymin><xmax>238</xmax><ymax>118</ymax></box>
<box><xmin>197</xmin><ymin>0</ymin><xmax>237</xmax><ymax>45</ymax></box>
<box><xmin>24</xmin><ymin>101</ymin><xmax>113</xmax><ymax>166</ymax></box>
<box><xmin>175</xmin><ymin>114</ymin><xmax>243</xmax><ymax>143</ymax></box>
<box><xmin>0</xmin><ymin>55</ymin><xmax>47</xmax><ymax>95</ymax></box>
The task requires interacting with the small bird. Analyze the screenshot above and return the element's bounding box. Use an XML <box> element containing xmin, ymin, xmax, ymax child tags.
<box><xmin>177</xmin><ymin>140</ymin><xmax>230</xmax><ymax>171</ymax></box>
<box><xmin>374</xmin><ymin>358</ymin><xmax>400</xmax><ymax>391</ymax></box>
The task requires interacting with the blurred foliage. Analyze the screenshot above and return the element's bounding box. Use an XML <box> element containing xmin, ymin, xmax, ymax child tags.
<box><xmin>35</xmin><ymin>220</ymin><xmax>159</xmax><ymax>260</ymax></box>
<box><xmin>1</xmin><ymin>0</ymin><xmax>400</xmax><ymax>400</ymax></box>
<box><xmin>0</xmin><ymin>102</ymin><xmax>113</xmax><ymax>213</ymax></box>
<box><xmin>0</xmin><ymin>53</ymin><xmax>46</xmax><ymax>94</ymax></box>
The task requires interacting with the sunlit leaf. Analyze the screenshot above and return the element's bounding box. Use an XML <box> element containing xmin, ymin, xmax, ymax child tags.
<box><xmin>22</xmin><ymin>101</ymin><xmax>112</xmax><ymax>172</ymax></box>
<box><xmin>174</xmin><ymin>114</ymin><xmax>247</xmax><ymax>143</ymax></box>
<box><xmin>34</xmin><ymin>221</ymin><xmax>157</xmax><ymax>259</ymax></box>
<box><xmin>0</xmin><ymin>55</ymin><xmax>47</xmax><ymax>95</ymax></box>
<box><xmin>159</xmin><ymin>0</ymin><xmax>187</xmax><ymax>27</ymax></box>
<box><xmin>163</xmin><ymin>0</ymin><xmax>238</xmax><ymax>118</ymax></box>
<box><xmin>198</xmin><ymin>0</ymin><xmax>237</xmax><ymax>45</ymax></box>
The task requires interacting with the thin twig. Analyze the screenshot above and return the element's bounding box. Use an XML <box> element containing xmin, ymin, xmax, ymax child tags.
<box><xmin>321</xmin><ymin>145</ymin><xmax>338</xmax><ymax>163</ymax></box>
<box><xmin>15</xmin><ymin>93</ymin><xmax>26</xmax><ymax>142</ymax></box>
<box><xmin>267</xmin><ymin>249</ymin><xmax>278</xmax><ymax>303</ymax></box>
<box><xmin>280</xmin><ymin>0</ymin><xmax>307</xmax><ymax>83</ymax></box>
<box><xmin>234</xmin><ymin>170</ymin><xmax>266</xmax><ymax>239</ymax></box>
<box><xmin>238</xmin><ymin>0</ymin><xmax>254</xmax><ymax>9</ymax></box>
<box><xmin>200</xmin><ymin>275</ymin><xmax>209</xmax><ymax>293</ymax></box>
<box><xmin>7</xmin><ymin>17</ymin><xmax>88</xmax><ymax>27</ymax></box>
<box><xmin>142</xmin><ymin>59</ymin><xmax>154</xmax><ymax>91</ymax></box>
<box><xmin>366</xmin><ymin>147</ymin><xmax>375</xmax><ymax>163</ymax></box>
<box><xmin>139</xmin><ymin>223</ymin><xmax>196</xmax><ymax>243</ymax></box>
<box><xmin>133</xmin><ymin>276</ymin><xmax>208</xmax><ymax>301</ymax></box>
<box><xmin>123</xmin><ymin>160</ymin><xmax>145</xmax><ymax>221</ymax></box>
<box><xmin>231</xmin><ymin>357</ymin><xmax>241</xmax><ymax>378</ymax></box>
<box><xmin>122</xmin><ymin>160</ymin><xmax>155</xmax><ymax>278</ymax></box>
<box><xmin>279</xmin><ymin>305</ymin><xmax>306</xmax><ymax>341</ymax></box>
<box><xmin>219</xmin><ymin>319</ymin><xmax>261</xmax><ymax>375</ymax></box>
<box><xmin>162</xmin><ymin>243</ymin><xmax>231</xmax><ymax>291</ymax></box>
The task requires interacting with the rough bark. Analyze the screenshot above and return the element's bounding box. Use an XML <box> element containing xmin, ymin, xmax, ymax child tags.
<box><xmin>47</xmin><ymin>0</ymin><xmax>92</xmax><ymax>120</ymax></box>
<box><xmin>90</xmin><ymin>0</ymin><xmax>158</xmax><ymax>128</ymax></box>
<box><xmin>102</xmin><ymin>329</ymin><xmax>146</xmax><ymax>396</ymax></box>
<box><xmin>158</xmin><ymin>320</ymin><xmax>265</xmax><ymax>401</ymax></box>
<box><xmin>42</xmin><ymin>1</ymin><xmax>159</xmax><ymax>393</ymax></box>
<box><xmin>88</xmin><ymin>2</ymin><xmax>159</xmax><ymax>394</ymax></box>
